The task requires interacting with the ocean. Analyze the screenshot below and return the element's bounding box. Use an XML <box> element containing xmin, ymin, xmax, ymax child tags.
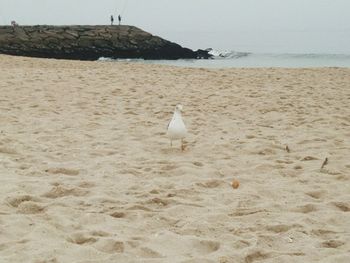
<box><xmin>99</xmin><ymin>51</ymin><xmax>350</xmax><ymax>68</ymax></box>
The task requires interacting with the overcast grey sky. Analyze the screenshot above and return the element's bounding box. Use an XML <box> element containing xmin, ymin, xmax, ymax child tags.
<box><xmin>1</xmin><ymin>0</ymin><xmax>350</xmax><ymax>53</ymax></box>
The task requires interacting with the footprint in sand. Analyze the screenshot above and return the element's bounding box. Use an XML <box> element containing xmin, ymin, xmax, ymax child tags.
<box><xmin>78</xmin><ymin>181</ymin><xmax>96</xmax><ymax>188</ymax></box>
<box><xmin>5</xmin><ymin>195</ymin><xmax>45</xmax><ymax>214</ymax></box>
<box><xmin>245</xmin><ymin>250</ymin><xmax>273</xmax><ymax>263</ymax></box>
<box><xmin>192</xmin><ymin>161</ymin><xmax>204</xmax><ymax>167</ymax></box>
<box><xmin>146</xmin><ymin>197</ymin><xmax>173</xmax><ymax>207</ymax></box>
<box><xmin>42</xmin><ymin>185</ymin><xmax>89</xmax><ymax>199</ymax></box>
<box><xmin>126</xmin><ymin>204</ymin><xmax>154</xmax><ymax>212</ymax></box>
<box><xmin>301</xmin><ymin>156</ymin><xmax>319</xmax><ymax>161</ymax></box>
<box><xmin>6</xmin><ymin>194</ymin><xmax>41</xmax><ymax>207</ymax></box>
<box><xmin>196</xmin><ymin>179</ymin><xmax>226</xmax><ymax>189</ymax></box>
<box><xmin>109</xmin><ymin>211</ymin><xmax>127</xmax><ymax>219</ymax></box>
<box><xmin>292</xmin><ymin>204</ymin><xmax>318</xmax><ymax>213</ymax></box>
<box><xmin>17</xmin><ymin>201</ymin><xmax>45</xmax><ymax>214</ymax></box>
<box><xmin>0</xmin><ymin>146</ymin><xmax>17</xmax><ymax>154</ymax></box>
<box><xmin>45</xmin><ymin>167</ymin><xmax>80</xmax><ymax>176</ymax></box>
<box><xmin>67</xmin><ymin>232</ymin><xmax>98</xmax><ymax>245</ymax></box>
<box><xmin>321</xmin><ymin>240</ymin><xmax>345</xmax><ymax>248</ymax></box>
<box><xmin>265</xmin><ymin>224</ymin><xmax>300</xmax><ymax>233</ymax></box>
<box><xmin>160</xmin><ymin>164</ymin><xmax>178</xmax><ymax>171</ymax></box>
<box><xmin>305</xmin><ymin>190</ymin><xmax>326</xmax><ymax>199</ymax></box>
<box><xmin>137</xmin><ymin>247</ymin><xmax>163</xmax><ymax>258</ymax></box>
<box><xmin>331</xmin><ymin>202</ymin><xmax>350</xmax><ymax>212</ymax></box>
<box><xmin>93</xmin><ymin>239</ymin><xmax>125</xmax><ymax>254</ymax></box>
<box><xmin>233</xmin><ymin>239</ymin><xmax>251</xmax><ymax>249</ymax></box>
<box><xmin>230</xmin><ymin>208</ymin><xmax>268</xmax><ymax>217</ymax></box>
<box><xmin>193</xmin><ymin>240</ymin><xmax>220</xmax><ymax>254</ymax></box>
<box><xmin>252</xmin><ymin>148</ymin><xmax>276</xmax><ymax>155</ymax></box>
<box><xmin>311</xmin><ymin>229</ymin><xmax>338</xmax><ymax>239</ymax></box>
<box><xmin>293</xmin><ymin>165</ymin><xmax>303</xmax><ymax>170</ymax></box>
<box><xmin>320</xmin><ymin>168</ymin><xmax>342</xmax><ymax>176</ymax></box>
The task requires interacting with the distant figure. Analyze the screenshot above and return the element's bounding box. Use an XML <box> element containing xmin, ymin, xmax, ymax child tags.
<box><xmin>118</xmin><ymin>15</ymin><xmax>121</xmax><ymax>25</ymax></box>
<box><xmin>110</xmin><ymin>15</ymin><xmax>114</xmax><ymax>25</ymax></box>
<box><xmin>11</xmin><ymin>20</ymin><xmax>18</xmax><ymax>27</ymax></box>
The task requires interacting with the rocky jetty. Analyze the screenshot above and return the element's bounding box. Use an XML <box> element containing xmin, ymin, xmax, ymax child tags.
<box><xmin>0</xmin><ymin>25</ymin><xmax>211</xmax><ymax>60</ymax></box>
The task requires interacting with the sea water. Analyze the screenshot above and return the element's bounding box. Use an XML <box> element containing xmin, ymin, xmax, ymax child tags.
<box><xmin>99</xmin><ymin>51</ymin><xmax>350</xmax><ymax>68</ymax></box>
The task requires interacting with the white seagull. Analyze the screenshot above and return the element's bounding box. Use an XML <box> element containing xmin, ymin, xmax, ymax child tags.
<box><xmin>167</xmin><ymin>104</ymin><xmax>187</xmax><ymax>151</ymax></box>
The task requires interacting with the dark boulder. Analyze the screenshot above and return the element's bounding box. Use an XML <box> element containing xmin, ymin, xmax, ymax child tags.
<box><xmin>0</xmin><ymin>25</ymin><xmax>212</xmax><ymax>60</ymax></box>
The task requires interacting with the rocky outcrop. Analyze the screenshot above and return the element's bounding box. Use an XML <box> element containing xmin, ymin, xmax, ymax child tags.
<box><xmin>0</xmin><ymin>25</ymin><xmax>211</xmax><ymax>60</ymax></box>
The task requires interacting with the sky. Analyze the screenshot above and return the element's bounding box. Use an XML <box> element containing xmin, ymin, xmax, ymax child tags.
<box><xmin>0</xmin><ymin>0</ymin><xmax>350</xmax><ymax>53</ymax></box>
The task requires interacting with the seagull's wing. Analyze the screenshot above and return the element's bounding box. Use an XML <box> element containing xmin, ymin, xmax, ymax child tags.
<box><xmin>167</xmin><ymin>115</ymin><xmax>174</xmax><ymax>130</ymax></box>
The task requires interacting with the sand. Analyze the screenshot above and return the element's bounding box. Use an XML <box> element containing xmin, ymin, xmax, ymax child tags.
<box><xmin>0</xmin><ymin>54</ymin><xmax>349</xmax><ymax>263</ymax></box>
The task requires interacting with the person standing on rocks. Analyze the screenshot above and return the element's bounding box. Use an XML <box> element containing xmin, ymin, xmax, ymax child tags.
<box><xmin>118</xmin><ymin>15</ymin><xmax>121</xmax><ymax>25</ymax></box>
<box><xmin>110</xmin><ymin>15</ymin><xmax>114</xmax><ymax>25</ymax></box>
<box><xmin>11</xmin><ymin>20</ymin><xmax>18</xmax><ymax>27</ymax></box>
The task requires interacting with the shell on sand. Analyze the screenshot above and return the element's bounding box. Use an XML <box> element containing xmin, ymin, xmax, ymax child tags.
<box><xmin>231</xmin><ymin>179</ymin><xmax>240</xmax><ymax>189</ymax></box>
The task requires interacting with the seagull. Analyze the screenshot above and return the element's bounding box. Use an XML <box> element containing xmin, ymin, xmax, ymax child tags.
<box><xmin>167</xmin><ymin>104</ymin><xmax>187</xmax><ymax>151</ymax></box>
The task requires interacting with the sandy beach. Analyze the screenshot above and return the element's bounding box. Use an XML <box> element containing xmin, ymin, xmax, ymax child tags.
<box><xmin>0</xmin><ymin>54</ymin><xmax>349</xmax><ymax>262</ymax></box>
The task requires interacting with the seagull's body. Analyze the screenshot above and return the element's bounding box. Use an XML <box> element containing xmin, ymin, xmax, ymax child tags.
<box><xmin>167</xmin><ymin>104</ymin><xmax>187</xmax><ymax>150</ymax></box>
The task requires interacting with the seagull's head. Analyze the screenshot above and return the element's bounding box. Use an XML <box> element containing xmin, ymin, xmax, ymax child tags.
<box><xmin>175</xmin><ymin>104</ymin><xmax>183</xmax><ymax>112</ymax></box>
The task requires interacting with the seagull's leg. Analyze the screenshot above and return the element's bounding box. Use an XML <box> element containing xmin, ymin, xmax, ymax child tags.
<box><xmin>170</xmin><ymin>140</ymin><xmax>172</xmax><ymax>147</ymax></box>
<box><xmin>181</xmin><ymin>139</ymin><xmax>185</xmax><ymax>152</ymax></box>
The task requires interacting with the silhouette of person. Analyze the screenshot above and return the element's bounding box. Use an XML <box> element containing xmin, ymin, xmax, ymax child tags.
<box><xmin>118</xmin><ymin>15</ymin><xmax>121</xmax><ymax>25</ymax></box>
<box><xmin>110</xmin><ymin>15</ymin><xmax>114</xmax><ymax>25</ymax></box>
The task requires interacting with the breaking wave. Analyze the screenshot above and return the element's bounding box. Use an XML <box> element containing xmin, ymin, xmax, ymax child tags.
<box><xmin>98</xmin><ymin>49</ymin><xmax>350</xmax><ymax>68</ymax></box>
<box><xmin>207</xmin><ymin>49</ymin><xmax>350</xmax><ymax>61</ymax></box>
<box><xmin>207</xmin><ymin>48</ymin><xmax>251</xmax><ymax>59</ymax></box>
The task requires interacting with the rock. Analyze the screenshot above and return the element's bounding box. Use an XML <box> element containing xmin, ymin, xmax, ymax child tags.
<box><xmin>0</xmin><ymin>25</ymin><xmax>212</xmax><ymax>60</ymax></box>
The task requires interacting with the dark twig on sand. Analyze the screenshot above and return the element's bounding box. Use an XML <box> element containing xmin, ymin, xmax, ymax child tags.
<box><xmin>285</xmin><ymin>145</ymin><xmax>290</xmax><ymax>153</ymax></box>
<box><xmin>321</xmin><ymin>157</ymin><xmax>328</xmax><ymax>169</ymax></box>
